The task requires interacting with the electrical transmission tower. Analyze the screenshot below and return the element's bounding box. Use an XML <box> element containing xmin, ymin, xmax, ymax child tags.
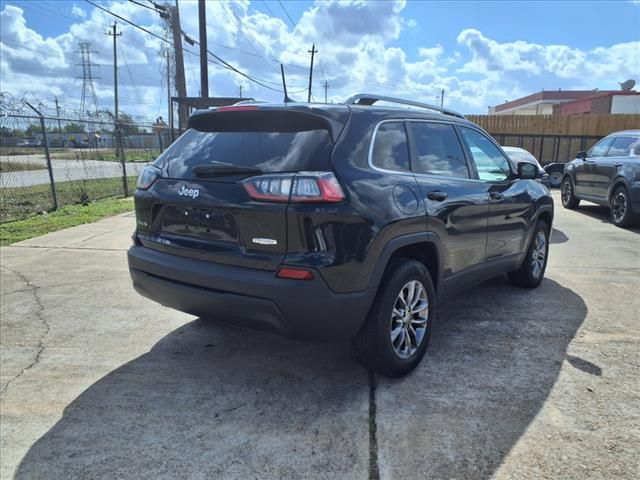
<box><xmin>76</xmin><ymin>42</ymin><xmax>100</xmax><ymax>119</ymax></box>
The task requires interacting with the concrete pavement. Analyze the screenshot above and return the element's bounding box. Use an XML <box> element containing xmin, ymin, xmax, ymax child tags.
<box><xmin>1</xmin><ymin>191</ymin><xmax>639</xmax><ymax>479</ymax></box>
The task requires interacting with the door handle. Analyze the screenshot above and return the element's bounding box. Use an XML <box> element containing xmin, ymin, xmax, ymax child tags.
<box><xmin>489</xmin><ymin>191</ymin><xmax>504</xmax><ymax>201</ymax></box>
<box><xmin>427</xmin><ymin>190</ymin><xmax>448</xmax><ymax>201</ymax></box>
<box><xmin>614</xmin><ymin>162</ymin><xmax>623</xmax><ymax>167</ymax></box>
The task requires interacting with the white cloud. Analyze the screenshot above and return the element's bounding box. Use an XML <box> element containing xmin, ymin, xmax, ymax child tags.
<box><xmin>456</xmin><ymin>28</ymin><xmax>640</xmax><ymax>83</ymax></box>
<box><xmin>0</xmin><ymin>0</ymin><xmax>638</xmax><ymax>118</ymax></box>
<box><xmin>71</xmin><ymin>4</ymin><xmax>86</xmax><ymax>19</ymax></box>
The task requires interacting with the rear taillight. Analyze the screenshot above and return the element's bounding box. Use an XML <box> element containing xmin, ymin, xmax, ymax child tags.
<box><xmin>242</xmin><ymin>172</ymin><xmax>345</xmax><ymax>203</ymax></box>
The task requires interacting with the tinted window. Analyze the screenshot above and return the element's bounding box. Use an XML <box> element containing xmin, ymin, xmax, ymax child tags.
<box><xmin>606</xmin><ymin>136</ymin><xmax>640</xmax><ymax>157</ymax></box>
<box><xmin>459</xmin><ymin>127</ymin><xmax>511</xmax><ymax>181</ymax></box>
<box><xmin>160</xmin><ymin>128</ymin><xmax>333</xmax><ymax>179</ymax></box>
<box><xmin>371</xmin><ymin>122</ymin><xmax>410</xmax><ymax>172</ymax></box>
<box><xmin>409</xmin><ymin>122</ymin><xmax>469</xmax><ymax>178</ymax></box>
<box><xmin>588</xmin><ymin>137</ymin><xmax>613</xmax><ymax>158</ymax></box>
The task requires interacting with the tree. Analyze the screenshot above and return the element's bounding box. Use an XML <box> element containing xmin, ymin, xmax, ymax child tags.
<box><xmin>118</xmin><ymin>112</ymin><xmax>142</xmax><ymax>136</ymax></box>
<box><xmin>63</xmin><ymin>123</ymin><xmax>86</xmax><ymax>133</ymax></box>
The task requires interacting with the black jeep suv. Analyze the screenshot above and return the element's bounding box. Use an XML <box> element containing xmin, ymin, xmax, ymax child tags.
<box><xmin>128</xmin><ymin>94</ymin><xmax>553</xmax><ymax>377</ymax></box>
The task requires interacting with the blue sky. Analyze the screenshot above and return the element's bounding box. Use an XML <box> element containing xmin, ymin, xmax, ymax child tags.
<box><xmin>1</xmin><ymin>0</ymin><xmax>639</xmax><ymax>119</ymax></box>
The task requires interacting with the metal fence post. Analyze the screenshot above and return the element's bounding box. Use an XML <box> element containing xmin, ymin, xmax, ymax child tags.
<box><xmin>116</xmin><ymin>123</ymin><xmax>129</xmax><ymax>197</ymax></box>
<box><xmin>25</xmin><ymin>101</ymin><xmax>58</xmax><ymax>210</ymax></box>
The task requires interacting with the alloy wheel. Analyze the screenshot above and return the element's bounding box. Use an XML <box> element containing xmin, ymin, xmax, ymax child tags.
<box><xmin>531</xmin><ymin>231</ymin><xmax>547</xmax><ymax>279</ymax></box>
<box><xmin>612</xmin><ymin>191</ymin><xmax>627</xmax><ymax>224</ymax></box>
<box><xmin>390</xmin><ymin>280</ymin><xmax>429</xmax><ymax>359</ymax></box>
<box><xmin>561</xmin><ymin>181</ymin><xmax>572</xmax><ymax>206</ymax></box>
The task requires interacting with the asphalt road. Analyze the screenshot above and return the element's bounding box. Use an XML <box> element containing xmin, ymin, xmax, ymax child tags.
<box><xmin>0</xmin><ymin>155</ymin><xmax>147</xmax><ymax>188</ymax></box>
<box><xmin>1</xmin><ymin>191</ymin><xmax>639</xmax><ymax>480</ymax></box>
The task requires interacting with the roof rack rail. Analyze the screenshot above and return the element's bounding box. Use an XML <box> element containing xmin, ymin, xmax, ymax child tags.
<box><xmin>343</xmin><ymin>93</ymin><xmax>465</xmax><ymax>119</ymax></box>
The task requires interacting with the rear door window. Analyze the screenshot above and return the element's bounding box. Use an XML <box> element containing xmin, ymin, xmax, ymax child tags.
<box><xmin>606</xmin><ymin>136</ymin><xmax>640</xmax><ymax>157</ymax></box>
<box><xmin>370</xmin><ymin>122</ymin><xmax>411</xmax><ymax>172</ymax></box>
<box><xmin>409</xmin><ymin>122</ymin><xmax>469</xmax><ymax>178</ymax></box>
<box><xmin>160</xmin><ymin>128</ymin><xmax>333</xmax><ymax>179</ymax></box>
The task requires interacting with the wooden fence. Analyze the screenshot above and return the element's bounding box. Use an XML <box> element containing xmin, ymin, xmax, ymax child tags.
<box><xmin>466</xmin><ymin>114</ymin><xmax>640</xmax><ymax>136</ymax></box>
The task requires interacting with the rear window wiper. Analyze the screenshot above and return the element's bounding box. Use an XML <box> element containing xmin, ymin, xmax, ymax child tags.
<box><xmin>192</xmin><ymin>163</ymin><xmax>262</xmax><ymax>177</ymax></box>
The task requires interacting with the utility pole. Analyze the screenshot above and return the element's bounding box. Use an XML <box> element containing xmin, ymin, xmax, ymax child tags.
<box><xmin>107</xmin><ymin>23</ymin><xmax>127</xmax><ymax>193</ymax></box>
<box><xmin>239</xmin><ymin>85</ymin><xmax>243</xmax><ymax>98</ymax></box>
<box><xmin>107</xmin><ymin>23</ymin><xmax>122</xmax><ymax>124</ymax></box>
<box><xmin>440</xmin><ymin>89</ymin><xmax>445</xmax><ymax>107</ymax></box>
<box><xmin>323</xmin><ymin>80</ymin><xmax>329</xmax><ymax>103</ymax></box>
<box><xmin>169</xmin><ymin>4</ymin><xmax>188</xmax><ymax>130</ymax></box>
<box><xmin>165</xmin><ymin>50</ymin><xmax>172</xmax><ymax>141</ymax></box>
<box><xmin>54</xmin><ymin>97</ymin><xmax>62</xmax><ymax>134</ymax></box>
<box><xmin>307</xmin><ymin>43</ymin><xmax>317</xmax><ymax>103</ymax></box>
<box><xmin>198</xmin><ymin>0</ymin><xmax>208</xmax><ymax>98</ymax></box>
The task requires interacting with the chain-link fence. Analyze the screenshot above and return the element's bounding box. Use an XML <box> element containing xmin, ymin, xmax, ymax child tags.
<box><xmin>1</xmin><ymin>111</ymin><xmax>171</xmax><ymax>222</ymax></box>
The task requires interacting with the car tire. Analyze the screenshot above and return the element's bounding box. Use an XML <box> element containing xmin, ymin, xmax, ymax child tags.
<box><xmin>610</xmin><ymin>186</ymin><xmax>640</xmax><ymax>228</ymax></box>
<box><xmin>561</xmin><ymin>177</ymin><xmax>580</xmax><ymax>209</ymax></box>
<box><xmin>549</xmin><ymin>171</ymin><xmax>563</xmax><ymax>188</ymax></box>
<box><xmin>508</xmin><ymin>220</ymin><xmax>549</xmax><ymax>288</ymax></box>
<box><xmin>352</xmin><ymin>259</ymin><xmax>435</xmax><ymax>378</ymax></box>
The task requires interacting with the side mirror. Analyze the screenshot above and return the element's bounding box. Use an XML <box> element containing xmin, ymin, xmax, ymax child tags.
<box><xmin>517</xmin><ymin>162</ymin><xmax>538</xmax><ymax>180</ymax></box>
<box><xmin>576</xmin><ymin>151</ymin><xmax>587</xmax><ymax>160</ymax></box>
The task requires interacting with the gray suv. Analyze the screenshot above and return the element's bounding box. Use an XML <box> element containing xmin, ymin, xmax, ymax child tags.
<box><xmin>561</xmin><ymin>130</ymin><xmax>640</xmax><ymax>227</ymax></box>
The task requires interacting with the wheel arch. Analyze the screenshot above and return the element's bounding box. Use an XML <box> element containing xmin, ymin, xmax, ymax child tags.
<box><xmin>608</xmin><ymin>177</ymin><xmax>631</xmax><ymax>201</ymax></box>
<box><xmin>368</xmin><ymin>233</ymin><xmax>443</xmax><ymax>296</ymax></box>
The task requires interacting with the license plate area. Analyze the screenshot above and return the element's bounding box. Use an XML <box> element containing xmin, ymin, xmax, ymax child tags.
<box><xmin>161</xmin><ymin>206</ymin><xmax>238</xmax><ymax>242</ymax></box>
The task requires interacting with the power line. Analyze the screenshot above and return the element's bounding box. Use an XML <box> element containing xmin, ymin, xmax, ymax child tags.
<box><xmin>127</xmin><ymin>0</ymin><xmax>157</xmax><ymax>12</ymax></box>
<box><xmin>277</xmin><ymin>0</ymin><xmax>296</xmax><ymax>28</ymax></box>
<box><xmin>91</xmin><ymin>0</ymin><xmax>285</xmax><ymax>93</ymax></box>
<box><xmin>118</xmin><ymin>42</ymin><xmax>144</xmax><ymax>108</ymax></box>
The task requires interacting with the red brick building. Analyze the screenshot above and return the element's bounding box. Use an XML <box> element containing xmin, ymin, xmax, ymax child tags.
<box><xmin>551</xmin><ymin>91</ymin><xmax>640</xmax><ymax>115</ymax></box>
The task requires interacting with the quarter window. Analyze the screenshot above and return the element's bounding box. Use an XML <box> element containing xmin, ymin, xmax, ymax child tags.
<box><xmin>459</xmin><ymin>127</ymin><xmax>511</xmax><ymax>182</ymax></box>
<box><xmin>409</xmin><ymin>123</ymin><xmax>469</xmax><ymax>178</ymax></box>
<box><xmin>371</xmin><ymin>122</ymin><xmax>410</xmax><ymax>172</ymax></box>
<box><xmin>606</xmin><ymin>136</ymin><xmax>640</xmax><ymax>157</ymax></box>
<box><xmin>588</xmin><ymin>137</ymin><xmax>613</xmax><ymax>158</ymax></box>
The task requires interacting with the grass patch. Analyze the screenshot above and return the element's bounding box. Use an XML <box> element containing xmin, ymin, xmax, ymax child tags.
<box><xmin>1</xmin><ymin>176</ymin><xmax>137</xmax><ymax>223</ymax></box>
<box><xmin>0</xmin><ymin>196</ymin><xmax>134</xmax><ymax>246</ymax></box>
<box><xmin>0</xmin><ymin>160</ymin><xmax>47</xmax><ymax>172</ymax></box>
<box><xmin>92</xmin><ymin>151</ymin><xmax>158</xmax><ymax>162</ymax></box>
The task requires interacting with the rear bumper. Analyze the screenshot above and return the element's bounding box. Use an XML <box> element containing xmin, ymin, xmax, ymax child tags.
<box><xmin>128</xmin><ymin>246</ymin><xmax>373</xmax><ymax>341</ymax></box>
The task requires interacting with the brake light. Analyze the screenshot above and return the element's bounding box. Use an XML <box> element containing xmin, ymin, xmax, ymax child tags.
<box><xmin>216</xmin><ymin>106</ymin><xmax>259</xmax><ymax>112</ymax></box>
<box><xmin>242</xmin><ymin>172</ymin><xmax>345</xmax><ymax>203</ymax></box>
<box><xmin>277</xmin><ymin>267</ymin><xmax>315</xmax><ymax>280</ymax></box>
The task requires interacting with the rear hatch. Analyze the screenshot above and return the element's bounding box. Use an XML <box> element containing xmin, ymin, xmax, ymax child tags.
<box><xmin>135</xmin><ymin>105</ymin><xmax>349</xmax><ymax>271</ymax></box>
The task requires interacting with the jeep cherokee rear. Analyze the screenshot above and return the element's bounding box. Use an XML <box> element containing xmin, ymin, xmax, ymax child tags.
<box><xmin>128</xmin><ymin>94</ymin><xmax>553</xmax><ymax>377</ymax></box>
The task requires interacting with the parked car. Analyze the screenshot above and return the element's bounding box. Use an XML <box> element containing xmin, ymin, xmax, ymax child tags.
<box><xmin>561</xmin><ymin>130</ymin><xmax>640</xmax><ymax>227</ymax></box>
<box><xmin>502</xmin><ymin>146</ymin><xmax>550</xmax><ymax>188</ymax></box>
<box><xmin>127</xmin><ymin>94</ymin><xmax>554</xmax><ymax>377</ymax></box>
<box><xmin>16</xmin><ymin>138</ymin><xmax>41</xmax><ymax>148</ymax></box>
<box><xmin>543</xmin><ymin>163</ymin><xmax>565</xmax><ymax>188</ymax></box>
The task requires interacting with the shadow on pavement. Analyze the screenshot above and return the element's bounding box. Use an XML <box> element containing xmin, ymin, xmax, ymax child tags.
<box><xmin>574</xmin><ymin>204</ymin><xmax>640</xmax><ymax>234</ymax></box>
<box><xmin>550</xmin><ymin>227</ymin><xmax>569</xmax><ymax>244</ymax></box>
<box><xmin>16</xmin><ymin>278</ymin><xmax>586</xmax><ymax>480</ymax></box>
<box><xmin>376</xmin><ymin>276</ymin><xmax>587</xmax><ymax>480</ymax></box>
<box><xmin>15</xmin><ymin>323</ymin><xmax>369</xmax><ymax>480</ymax></box>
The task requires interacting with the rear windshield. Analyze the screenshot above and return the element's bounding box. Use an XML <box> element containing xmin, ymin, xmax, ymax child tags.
<box><xmin>157</xmin><ymin>128</ymin><xmax>333</xmax><ymax>178</ymax></box>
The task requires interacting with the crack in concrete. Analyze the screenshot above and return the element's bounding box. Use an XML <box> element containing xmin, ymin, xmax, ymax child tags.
<box><xmin>0</xmin><ymin>266</ymin><xmax>50</xmax><ymax>395</ymax></box>
<box><xmin>368</xmin><ymin>371</ymin><xmax>380</xmax><ymax>480</ymax></box>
